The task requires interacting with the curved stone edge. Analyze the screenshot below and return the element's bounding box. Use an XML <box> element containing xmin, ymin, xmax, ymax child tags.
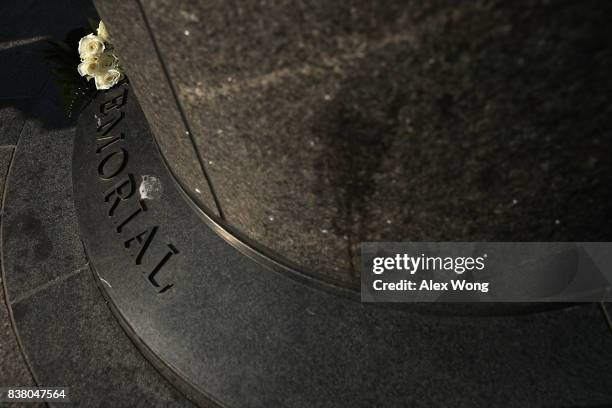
<box><xmin>85</xmin><ymin>253</ymin><xmax>223</xmax><ymax>408</ymax></box>
<box><xmin>148</xmin><ymin>134</ymin><xmax>361</xmax><ymax>297</ymax></box>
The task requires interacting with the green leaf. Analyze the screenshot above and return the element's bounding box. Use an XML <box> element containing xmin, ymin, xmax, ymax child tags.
<box><xmin>43</xmin><ymin>29</ymin><xmax>97</xmax><ymax>117</ymax></box>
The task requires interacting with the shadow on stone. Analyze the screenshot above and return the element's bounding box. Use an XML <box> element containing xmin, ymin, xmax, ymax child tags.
<box><xmin>313</xmin><ymin>0</ymin><xmax>612</xmax><ymax>285</ymax></box>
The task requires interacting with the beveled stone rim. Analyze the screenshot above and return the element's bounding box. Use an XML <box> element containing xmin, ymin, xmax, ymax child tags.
<box><xmin>84</xmin><ymin>250</ymin><xmax>225</xmax><ymax>408</ymax></box>
<box><xmin>146</xmin><ymin>130</ymin><xmax>362</xmax><ymax>297</ymax></box>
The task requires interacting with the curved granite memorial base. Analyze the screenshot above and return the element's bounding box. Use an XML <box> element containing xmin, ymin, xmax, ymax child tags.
<box><xmin>71</xmin><ymin>83</ymin><xmax>612</xmax><ymax>407</ymax></box>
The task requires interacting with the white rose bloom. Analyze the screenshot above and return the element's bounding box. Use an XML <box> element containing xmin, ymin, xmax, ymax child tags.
<box><xmin>77</xmin><ymin>23</ymin><xmax>124</xmax><ymax>90</ymax></box>
<box><xmin>97</xmin><ymin>51</ymin><xmax>119</xmax><ymax>70</ymax></box>
<box><xmin>94</xmin><ymin>68</ymin><xmax>123</xmax><ymax>90</ymax></box>
<box><xmin>77</xmin><ymin>58</ymin><xmax>99</xmax><ymax>80</ymax></box>
<box><xmin>97</xmin><ymin>21</ymin><xmax>110</xmax><ymax>43</ymax></box>
<box><xmin>78</xmin><ymin>34</ymin><xmax>105</xmax><ymax>58</ymax></box>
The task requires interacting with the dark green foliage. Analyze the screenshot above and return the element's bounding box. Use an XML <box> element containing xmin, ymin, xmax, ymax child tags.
<box><xmin>43</xmin><ymin>27</ymin><xmax>97</xmax><ymax>118</ymax></box>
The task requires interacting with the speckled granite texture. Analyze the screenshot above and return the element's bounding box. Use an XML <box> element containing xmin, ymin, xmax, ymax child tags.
<box><xmin>0</xmin><ymin>147</ymin><xmax>36</xmax><ymax>392</ymax></box>
<box><xmin>96</xmin><ymin>0</ymin><xmax>612</xmax><ymax>287</ymax></box>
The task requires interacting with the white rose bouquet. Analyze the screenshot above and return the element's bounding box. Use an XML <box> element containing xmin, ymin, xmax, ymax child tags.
<box><xmin>77</xmin><ymin>21</ymin><xmax>124</xmax><ymax>90</ymax></box>
<box><xmin>44</xmin><ymin>19</ymin><xmax>124</xmax><ymax>117</ymax></box>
